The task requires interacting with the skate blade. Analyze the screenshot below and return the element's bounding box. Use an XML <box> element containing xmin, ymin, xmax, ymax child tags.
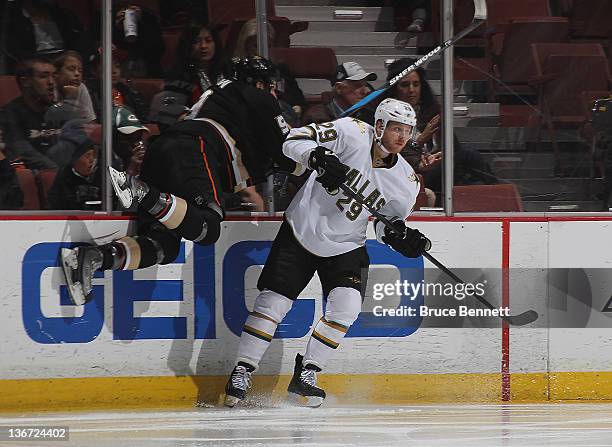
<box><xmin>286</xmin><ymin>392</ymin><xmax>324</xmax><ymax>408</ymax></box>
<box><xmin>224</xmin><ymin>394</ymin><xmax>242</xmax><ymax>408</ymax></box>
<box><xmin>108</xmin><ymin>166</ymin><xmax>133</xmax><ymax>208</ymax></box>
<box><xmin>60</xmin><ymin>248</ymin><xmax>87</xmax><ymax>306</ymax></box>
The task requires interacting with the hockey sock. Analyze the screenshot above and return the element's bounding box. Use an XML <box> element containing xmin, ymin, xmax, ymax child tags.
<box><xmin>304</xmin><ymin>287</ymin><xmax>362</xmax><ymax>370</ymax></box>
<box><xmin>303</xmin><ymin>317</ymin><xmax>348</xmax><ymax>370</ymax></box>
<box><xmin>144</xmin><ymin>191</ymin><xmax>222</xmax><ymax>246</ymax></box>
<box><xmin>99</xmin><ymin>236</ymin><xmax>165</xmax><ymax>270</ymax></box>
<box><xmin>235</xmin><ymin>290</ymin><xmax>293</xmax><ymax>369</ymax></box>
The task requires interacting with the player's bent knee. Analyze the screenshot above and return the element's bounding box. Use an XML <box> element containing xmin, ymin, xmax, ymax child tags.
<box><xmin>155</xmin><ymin>233</ymin><xmax>181</xmax><ymax>265</ymax></box>
<box><xmin>325</xmin><ymin>287</ymin><xmax>362</xmax><ymax>327</ymax></box>
<box><xmin>253</xmin><ymin>289</ymin><xmax>294</xmax><ymax>323</ymax></box>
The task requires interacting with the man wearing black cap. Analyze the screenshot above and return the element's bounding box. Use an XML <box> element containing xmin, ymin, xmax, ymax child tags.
<box><xmin>302</xmin><ymin>61</ymin><xmax>377</xmax><ymax>124</ymax></box>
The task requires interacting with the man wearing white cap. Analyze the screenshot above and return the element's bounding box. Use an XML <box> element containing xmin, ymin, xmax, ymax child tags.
<box><xmin>302</xmin><ymin>61</ymin><xmax>377</xmax><ymax>124</ymax></box>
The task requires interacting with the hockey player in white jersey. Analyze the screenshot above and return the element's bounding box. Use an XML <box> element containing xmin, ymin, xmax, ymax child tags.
<box><xmin>224</xmin><ymin>98</ymin><xmax>430</xmax><ymax>408</ymax></box>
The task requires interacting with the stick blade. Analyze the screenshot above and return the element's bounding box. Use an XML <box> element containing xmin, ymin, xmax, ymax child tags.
<box><xmin>505</xmin><ymin>310</ymin><xmax>538</xmax><ymax>326</ymax></box>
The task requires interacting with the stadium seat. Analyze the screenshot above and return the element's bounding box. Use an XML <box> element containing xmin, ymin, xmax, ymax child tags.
<box><xmin>488</xmin><ymin>17</ymin><xmax>569</xmax><ymax>100</ymax></box>
<box><xmin>55</xmin><ymin>0</ymin><xmax>95</xmax><ymax>30</ymax></box>
<box><xmin>160</xmin><ymin>31</ymin><xmax>181</xmax><ymax>70</ymax></box>
<box><xmin>270</xmin><ymin>47</ymin><xmax>337</xmax><ymax>106</ymax></box>
<box><xmin>208</xmin><ymin>0</ymin><xmax>308</xmax><ymax>49</ymax></box>
<box><xmin>207</xmin><ymin>0</ymin><xmax>275</xmax><ymax>26</ymax></box>
<box><xmin>129</xmin><ymin>78</ymin><xmax>163</xmax><ymax>107</ymax></box>
<box><xmin>453</xmin><ymin>184</ymin><xmax>523</xmax><ymax>212</ymax></box>
<box><xmin>270</xmin><ymin>47</ymin><xmax>337</xmax><ymax>80</ymax></box>
<box><xmin>36</xmin><ymin>169</ymin><xmax>58</xmax><ymax>209</ymax></box>
<box><xmin>565</xmin><ymin>0</ymin><xmax>612</xmax><ymax>39</ymax></box>
<box><xmin>0</xmin><ymin>76</ymin><xmax>20</xmax><ymax>107</ymax></box>
<box><xmin>529</xmin><ymin>45</ymin><xmax>611</xmax><ymax>173</ymax></box>
<box><xmin>15</xmin><ymin>168</ymin><xmax>40</xmax><ymax>210</ymax></box>
<box><xmin>432</xmin><ymin>0</ymin><xmax>552</xmax><ymax>47</ymax></box>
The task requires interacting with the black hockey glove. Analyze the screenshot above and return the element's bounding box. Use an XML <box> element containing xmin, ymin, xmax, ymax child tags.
<box><xmin>308</xmin><ymin>146</ymin><xmax>350</xmax><ymax>193</ymax></box>
<box><xmin>381</xmin><ymin>220</ymin><xmax>431</xmax><ymax>258</ymax></box>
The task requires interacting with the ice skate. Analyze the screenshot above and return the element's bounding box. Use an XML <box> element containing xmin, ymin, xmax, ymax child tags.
<box><xmin>60</xmin><ymin>246</ymin><xmax>103</xmax><ymax>305</ymax></box>
<box><xmin>287</xmin><ymin>354</ymin><xmax>326</xmax><ymax>408</ymax></box>
<box><xmin>224</xmin><ymin>363</ymin><xmax>254</xmax><ymax>407</ymax></box>
<box><xmin>108</xmin><ymin>166</ymin><xmax>149</xmax><ymax>209</ymax></box>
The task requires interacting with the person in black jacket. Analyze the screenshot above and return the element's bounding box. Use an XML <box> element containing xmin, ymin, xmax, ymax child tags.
<box><xmin>4</xmin><ymin>56</ymin><xmax>81</xmax><ymax>170</ymax></box>
<box><xmin>60</xmin><ymin>56</ymin><xmax>296</xmax><ymax>305</ymax></box>
<box><xmin>2</xmin><ymin>0</ymin><xmax>91</xmax><ymax>73</ymax></box>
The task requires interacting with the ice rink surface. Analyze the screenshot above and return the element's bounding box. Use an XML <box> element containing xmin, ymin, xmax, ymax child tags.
<box><xmin>2</xmin><ymin>403</ymin><xmax>612</xmax><ymax>447</ymax></box>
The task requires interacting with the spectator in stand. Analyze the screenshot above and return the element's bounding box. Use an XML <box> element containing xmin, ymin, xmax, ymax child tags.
<box><xmin>232</xmin><ymin>18</ymin><xmax>306</xmax><ymax>126</ymax></box>
<box><xmin>46</xmin><ymin>120</ymin><xmax>100</xmax><ymax>210</ymax></box>
<box><xmin>3</xmin><ymin>56</ymin><xmax>74</xmax><ymax>170</ymax></box>
<box><xmin>51</xmin><ymin>50</ymin><xmax>96</xmax><ymax>122</ymax></box>
<box><xmin>2</xmin><ymin>0</ymin><xmax>91</xmax><ymax>73</ymax></box>
<box><xmin>0</xmin><ymin>120</ymin><xmax>24</xmax><ymax>210</ymax></box>
<box><xmin>111</xmin><ymin>106</ymin><xmax>148</xmax><ymax>178</ymax></box>
<box><xmin>163</xmin><ymin>22</ymin><xmax>230</xmax><ymax>108</ymax></box>
<box><xmin>302</xmin><ymin>62</ymin><xmax>377</xmax><ymax>124</ymax></box>
<box><xmin>393</xmin><ymin>0</ymin><xmax>431</xmax><ymax>46</ymax></box>
<box><xmin>384</xmin><ymin>58</ymin><xmax>496</xmax><ymax>204</ymax></box>
<box><xmin>91</xmin><ymin>1</ymin><xmax>165</xmax><ymax>78</ymax></box>
<box><xmin>87</xmin><ymin>46</ymin><xmax>149</xmax><ymax>123</ymax></box>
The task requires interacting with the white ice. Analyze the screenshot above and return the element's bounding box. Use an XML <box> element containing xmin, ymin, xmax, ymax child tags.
<box><xmin>2</xmin><ymin>404</ymin><xmax>612</xmax><ymax>447</ymax></box>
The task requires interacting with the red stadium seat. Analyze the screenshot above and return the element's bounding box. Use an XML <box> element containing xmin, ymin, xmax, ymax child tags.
<box><xmin>207</xmin><ymin>0</ymin><xmax>275</xmax><ymax>26</ymax></box>
<box><xmin>488</xmin><ymin>17</ymin><xmax>569</xmax><ymax>99</ymax></box>
<box><xmin>128</xmin><ymin>78</ymin><xmax>163</xmax><ymax>106</ymax></box>
<box><xmin>208</xmin><ymin>0</ymin><xmax>308</xmax><ymax>50</ymax></box>
<box><xmin>270</xmin><ymin>47</ymin><xmax>337</xmax><ymax>105</ymax></box>
<box><xmin>270</xmin><ymin>47</ymin><xmax>337</xmax><ymax>80</ymax></box>
<box><xmin>160</xmin><ymin>31</ymin><xmax>181</xmax><ymax>70</ymax></box>
<box><xmin>453</xmin><ymin>184</ymin><xmax>523</xmax><ymax>212</ymax></box>
<box><xmin>529</xmin><ymin>45</ymin><xmax>611</xmax><ymax>173</ymax></box>
<box><xmin>0</xmin><ymin>76</ymin><xmax>20</xmax><ymax>107</ymax></box>
<box><xmin>565</xmin><ymin>0</ymin><xmax>612</xmax><ymax>39</ymax></box>
<box><xmin>432</xmin><ymin>0</ymin><xmax>552</xmax><ymax>46</ymax></box>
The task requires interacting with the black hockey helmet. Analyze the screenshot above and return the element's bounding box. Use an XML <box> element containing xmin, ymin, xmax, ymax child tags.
<box><xmin>231</xmin><ymin>56</ymin><xmax>278</xmax><ymax>89</ymax></box>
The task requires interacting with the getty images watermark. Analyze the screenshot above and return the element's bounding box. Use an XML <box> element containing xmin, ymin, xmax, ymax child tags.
<box><xmin>371</xmin><ymin>278</ymin><xmax>510</xmax><ymax>318</ymax></box>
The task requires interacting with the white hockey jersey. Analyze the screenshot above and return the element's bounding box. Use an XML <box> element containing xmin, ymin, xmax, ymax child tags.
<box><xmin>283</xmin><ymin>117</ymin><xmax>420</xmax><ymax>257</ymax></box>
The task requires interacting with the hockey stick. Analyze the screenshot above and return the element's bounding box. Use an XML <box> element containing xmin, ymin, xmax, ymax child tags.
<box><xmin>340</xmin><ymin>0</ymin><xmax>488</xmax><ymax>118</ymax></box>
<box><xmin>336</xmin><ymin>182</ymin><xmax>539</xmax><ymax>326</ymax></box>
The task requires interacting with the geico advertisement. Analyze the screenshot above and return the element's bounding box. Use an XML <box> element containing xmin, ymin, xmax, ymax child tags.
<box><xmin>21</xmin><ymin>229</ymin><xmax>425</xmax><ymax>345</ymax></box>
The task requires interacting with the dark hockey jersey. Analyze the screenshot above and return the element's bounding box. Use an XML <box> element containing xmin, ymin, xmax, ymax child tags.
<box><xmin>188</xmin><ymin>80</ymin><xmax>295</xmax><ymax>182</ymax></box>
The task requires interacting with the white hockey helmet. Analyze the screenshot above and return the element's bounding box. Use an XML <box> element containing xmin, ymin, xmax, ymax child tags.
<box><xmin>374</xmin><ymin>98</ymin><xmax>417</xmax><ymax>152</ymax></box>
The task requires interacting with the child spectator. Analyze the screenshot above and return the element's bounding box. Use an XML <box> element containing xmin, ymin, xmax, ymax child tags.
<box><xmin>52</xmin><ymin>50</ymin><xmax>96</xmax><ymax>122</ymax></box>
<box><xmin>87</xmin><ymin>46</ymin><xmax>149</xmax><ymax>123</ymax></box>
<box><xmin>46</xmin><ymin>120</ymin><xmax>100</xmax><ymax>210</ymax></box>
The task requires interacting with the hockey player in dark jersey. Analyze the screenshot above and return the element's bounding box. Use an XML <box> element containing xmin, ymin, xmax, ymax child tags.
<box><xmin>60</xmin><ymin>57</ymin><xmax>294</xmax><ymax>305</ymax></box>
